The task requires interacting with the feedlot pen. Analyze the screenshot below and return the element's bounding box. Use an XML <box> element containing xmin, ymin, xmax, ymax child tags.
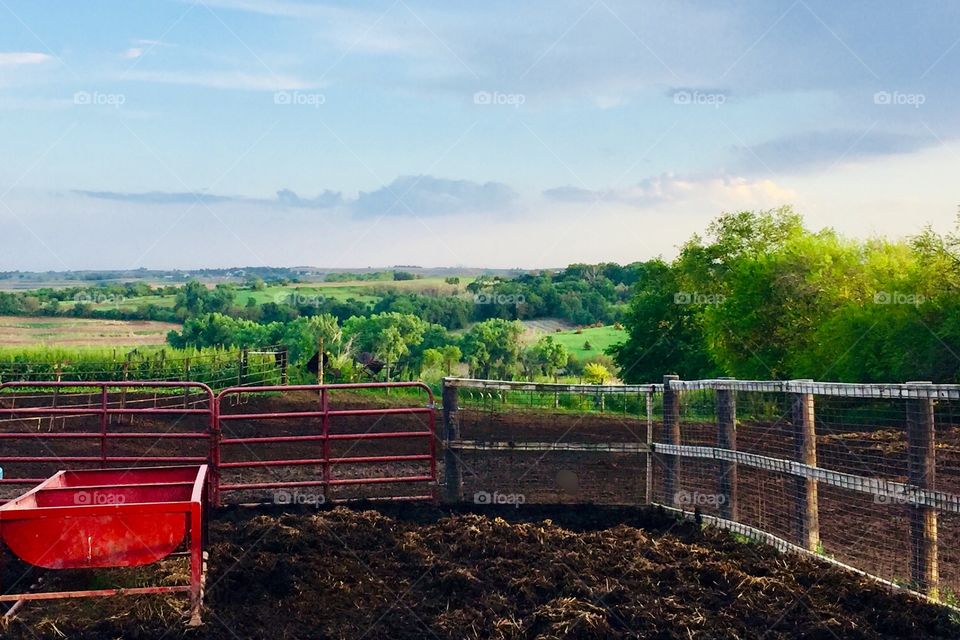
<box><xmin>0</xmin><ymin>375</ymin><xmax>959</xmax><ymax>606</ymax></box>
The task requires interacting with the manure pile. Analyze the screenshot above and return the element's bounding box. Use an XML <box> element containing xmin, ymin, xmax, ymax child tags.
<box><xmin>3</xmin><ymin>505</ymin><xmax>958</xmax><ymax>639</ymax></box>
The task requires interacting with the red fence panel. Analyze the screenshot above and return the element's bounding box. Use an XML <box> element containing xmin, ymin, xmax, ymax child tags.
<box><xmin>0</xmin><ymin>381</ymin><xmax>216</xmax><ymax>498</ymax></box>
<box><xmin>215</xmin><ymin>382</ymin><xmax>437</xmax><ymax>505</ymax></box>
<box><xmin>0</xmin><ymin>381</ymin><xmax>438</xmax><ymax>506</ymax></box>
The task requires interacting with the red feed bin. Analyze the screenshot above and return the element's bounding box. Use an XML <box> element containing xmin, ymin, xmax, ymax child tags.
<box><xmin>0</xmin><ymin>465</ymin><xmax>208</xmax><ymax>625</ymax></box>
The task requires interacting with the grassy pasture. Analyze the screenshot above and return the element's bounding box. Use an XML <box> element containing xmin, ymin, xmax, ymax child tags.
<box><xmin>545</xmin><ymin>325</ymin><xmax>627</xmax><ymax>360</ymax></box>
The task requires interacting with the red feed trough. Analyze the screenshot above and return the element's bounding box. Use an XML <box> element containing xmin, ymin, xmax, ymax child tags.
<box><xmin>0</xmin><ymin>465</ymin><xmax>208</xmax><ymax>625</ymax></box>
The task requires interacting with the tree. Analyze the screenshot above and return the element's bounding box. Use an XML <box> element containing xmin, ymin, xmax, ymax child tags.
<box><xmin>531</xmin><ymin>335</ymin><xmax>568</xmax><ymax>381</ymax></box>
<box><xmin>343</xmin><ymin>312</ymin><xmax>428</xmax><ymax>380</ymax></box>
<box><xmin>584</xmin><ymin>362</ymin><xmax>610</xmax><ymax>384</ymax></box>
<box><xmin>421</xmin><ymin>348</ymin><xmax>444</xmax><ymax>374</ymax></box>
<box><xmin>440</xmin><ymin>345</ymin><xmax>462</xmax><ymax>375</ymax></box>
<box><xmin>461</xmin><ymin>318</ymin><xmax>524</xmax><ymax>379</ymax></box>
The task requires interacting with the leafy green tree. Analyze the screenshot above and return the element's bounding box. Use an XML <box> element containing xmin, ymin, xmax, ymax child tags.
<box><xmin>461</xmin><ymin>318</ymin><xmax>524</xmax><ymax>379</ymax></box>
<box><xmin>421</xmin><ymin>348</ymin><xmax>444</xmax><ymax>373</ymax></box>
<box><xmin>343</xmin><ymin>312</ymin><xmax>427</xmax><ymax>380</ymax></box>
<box><xmin>440</xmin><ymin>345</ymin><xmax>462</xmax><ymax>375</ymax></box>
<box><xmin>584</xmin><ymin>362</ymin><xmax>610</xmax><ymax>384</ymax></box>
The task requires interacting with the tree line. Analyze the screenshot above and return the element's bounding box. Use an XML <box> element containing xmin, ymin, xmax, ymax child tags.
<box><xmin>611</xmin><ymin>207</ymin><xmax>960</xmax><ymax>384</ymax></box>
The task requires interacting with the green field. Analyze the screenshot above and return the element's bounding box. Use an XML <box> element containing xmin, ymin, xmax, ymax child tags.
<box><xmin>550</xmin><ymin>325</ymin><xmax>626</xmax><ymax>360</ymax></box>
<box><xmin>64</xmin><ymin>276</ymin><xmax>477</xmax><ymax>312</ymax></box>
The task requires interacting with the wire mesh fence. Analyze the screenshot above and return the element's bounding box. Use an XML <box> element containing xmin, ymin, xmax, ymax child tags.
<box><xmin>442</xmin><ymin>377</ymin><xmax>960</xmax><ymax>603</ymax></box>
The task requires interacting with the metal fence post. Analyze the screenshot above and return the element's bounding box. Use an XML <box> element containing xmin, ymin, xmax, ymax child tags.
<box><xmin>715</xmin><ymin>377</ymin><xmax>737</xmax><ymax>521</ymax></box>
<box><xmin>662</xmin><ymin>374</ymin><xmax>680</xmax><ymax>505</ymax></box>
<box><xmin>790</xmin><ymin>380</ymin><xmax>819</xmax><ymax>552</ymax></box>
<box><xmin>906</xmin><ymin>381</ymin><xmax>938</xmax><ymax>599</ymax></box>
<box><xmin>442</xmin><ymin>380</ymin><xmax>462</xmax><ymax>503</ymax></box>
<box><xmin>279</xmin><ymin>348</ymin><xmax>289</xmax><ymax>386</ymax></box>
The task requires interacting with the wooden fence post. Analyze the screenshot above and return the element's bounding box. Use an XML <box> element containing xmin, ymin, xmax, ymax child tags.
<box><xmin>645</xmin><ymin>390</ymin><xmax>653</xmax><ymax>505</ymax></box>
<box><xmin>790</xmin><ymin>380</ymin><xmax>819</xmax><ymax>552</ymax></box>
<box><xmin>715</xmin><ymin>377</ymin><xmax>737</xmax><ymax>521</ymax></box>
<box><xmin>442</xmin><ymin>380</ymin><xmax>462</xmax><ymax>503</ymax></box>
<box><xmin>906</xmin><ymin>381</ymin><xmax>938</xmax><ymax>599</ymax></box>
<box><xmin>280</xmin><ymin>348</ymin><xmax>289</xmax><ymax>385</ymax></box>
<box><xmin>183</xmin><ymin>358</ymin><xmax>191</xmax><ymax>408</ymax></box>
<box><xmin>662</xmin><ymin>374</ymin><xmax>680</xmax><ymax>505</ymax></box>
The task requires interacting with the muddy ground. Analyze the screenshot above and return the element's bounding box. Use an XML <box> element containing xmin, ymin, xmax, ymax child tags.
<box><xmin>3</xmin><ymin>503</ymin><xmax>959</xmax><ymax>640</ymax></box>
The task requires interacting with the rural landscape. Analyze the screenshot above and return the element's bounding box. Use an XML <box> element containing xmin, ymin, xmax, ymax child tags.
<box><xmin>2</xmin><ymin>1</ymin><xmax>959</xmax><ymax>639</ymax></box>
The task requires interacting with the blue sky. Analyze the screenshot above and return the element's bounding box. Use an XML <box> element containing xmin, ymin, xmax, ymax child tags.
<box><xmin>0</xmin><ymin>0</ymin><xmax>958</xmax><ymax>270</ymax></box>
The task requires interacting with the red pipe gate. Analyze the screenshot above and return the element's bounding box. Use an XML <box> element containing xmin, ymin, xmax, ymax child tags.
<box><xmin>0</xmin><ymin>381</ymin><xmax>438</xmax><ymax>505</ymax></box>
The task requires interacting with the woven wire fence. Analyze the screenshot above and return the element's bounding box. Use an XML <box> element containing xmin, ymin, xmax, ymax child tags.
<box><xmin>443</xmin><ymin>377</ymin><xmax>960</xmax><ymax>603</ymax></box>
<box><xmin>445</xmin><ymin>379</ymin><xmax>660</xmax><ymax>506</ymax></box>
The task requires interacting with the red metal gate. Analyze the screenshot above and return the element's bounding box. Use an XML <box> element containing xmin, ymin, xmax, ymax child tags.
<box><xmin>0</xmin><ymin>381</ymin><xmax>216</xmax><ymax>492</ymax></box>
<box><xmin>0</xmin><ymin>381</ymin><xmax>438</xmax><ymax>505</ymax></box>
<box><xmin>215</xmin><ymin>382</ymin><xmax>437</xmax><ymax>504</ymax></box>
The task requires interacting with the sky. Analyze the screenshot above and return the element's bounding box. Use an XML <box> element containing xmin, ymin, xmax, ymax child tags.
<box><xmin>0</xmin><ymin>0</ymin><xmax>958</xmax><ymax>270</ymax></box>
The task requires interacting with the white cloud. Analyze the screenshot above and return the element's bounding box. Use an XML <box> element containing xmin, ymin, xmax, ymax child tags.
<box><xmin>545</xmin><ymin>174</ymin><xmax>796</xmax><ymax>209</ymax></box>
<box><xmin>0</xmin><ymin>52</ymin><xmax>52</xmax><ymax>66</ymax></box>
<box><xmin>124</xmin><ymin>47</ymin><xmax>144</xmax><ymax>60</ymax></box>
<box><xmin>123</xmin><ymin>69</ymin><xmax>316</xmax><ymax>91</ymax></box>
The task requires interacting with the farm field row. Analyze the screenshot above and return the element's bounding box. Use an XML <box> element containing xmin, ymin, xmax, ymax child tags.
<box><xmin>0</xmin><ymin>316</ymin><xmax>179</xmax><ymax>347</ymax></box>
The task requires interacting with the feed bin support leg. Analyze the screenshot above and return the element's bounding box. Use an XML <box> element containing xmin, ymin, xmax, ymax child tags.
<box><xmin>189</xmin><ymin>504</ymin><xmax>204</xmax><ymax>626</ymax></box>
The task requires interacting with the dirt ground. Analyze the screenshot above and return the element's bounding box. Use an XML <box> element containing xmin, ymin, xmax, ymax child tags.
<box><xmin>3</xmin><ymin>503</ymin><xmax>959</xmax><ymax>640</ymax></box>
